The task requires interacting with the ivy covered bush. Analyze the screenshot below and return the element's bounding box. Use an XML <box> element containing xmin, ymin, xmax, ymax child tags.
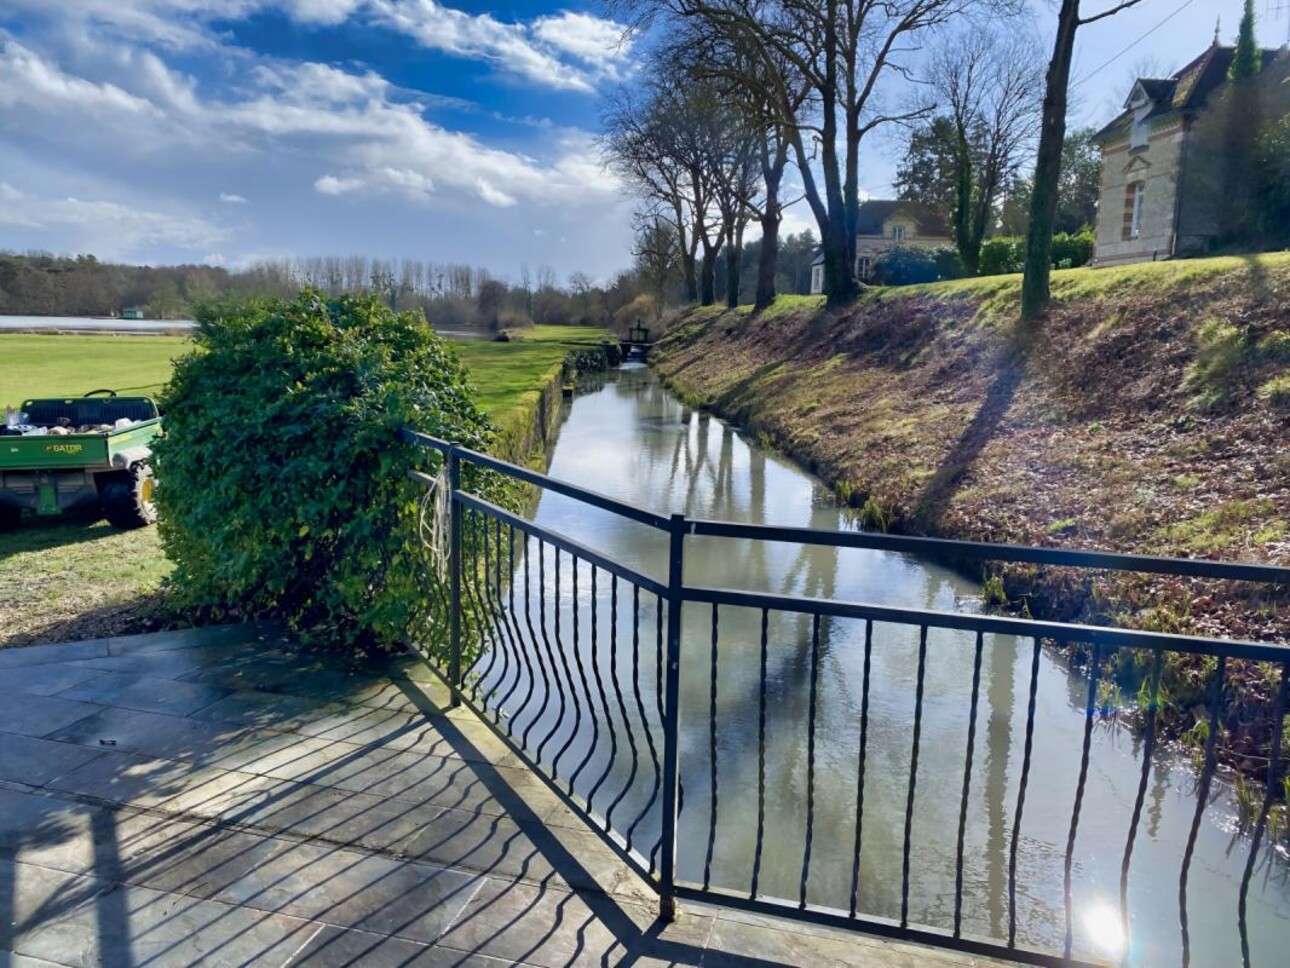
<box><xmin>154</xmin><ymin>289</ymin><xmax>498</xmax><ymax>650</ymax></box>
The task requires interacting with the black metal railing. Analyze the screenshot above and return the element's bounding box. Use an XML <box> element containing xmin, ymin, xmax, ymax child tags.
<box><xmin>402</xmin><ymin>428</ymin><xmax>1290</xmax><ymax>968</ymax></box>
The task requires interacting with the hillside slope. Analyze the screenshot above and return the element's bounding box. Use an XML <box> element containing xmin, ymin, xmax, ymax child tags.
<box><xmin>653</xmin><ymin>255</ymin><xmax>1290</xmax><ymax>644</ymax></box>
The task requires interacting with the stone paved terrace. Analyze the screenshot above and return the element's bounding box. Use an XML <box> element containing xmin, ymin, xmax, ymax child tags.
<box><xmin>0</xmin><ymin>625</ymin><xmax>1016</xmax><ymax>967</ymax></box>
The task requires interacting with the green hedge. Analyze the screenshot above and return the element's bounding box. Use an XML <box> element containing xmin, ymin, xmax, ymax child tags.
<box><xmin>155</xmin><ymin>289</ymin><xmax>504</xmax><ymax>650</ymax></box>
<box><xmin>872</xmin><ymin>245</ymin><xmax>966</xmax><ymax>286</ymax></box>
<box><xmin>979</xmin><ymin>230</ymin><xmax>1095</xmax><ymax>276</ymax></box>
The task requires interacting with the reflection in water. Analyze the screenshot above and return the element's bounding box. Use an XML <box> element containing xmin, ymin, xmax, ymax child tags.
<box><xmin>497</xmin><ymin>364</ymin><xmax>1289</xmax><ymax>967</ymax></box>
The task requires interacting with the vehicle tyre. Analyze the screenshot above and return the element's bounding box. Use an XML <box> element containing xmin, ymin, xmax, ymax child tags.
<box><xmin>0</xmin><ymin>504</ymin><xmax>19</xmax><ymax>533</ymax></box>
<box><xmin>101</xmin><ymin>463</ymin><xmax>157</xmax><ymax>529</ymax></box>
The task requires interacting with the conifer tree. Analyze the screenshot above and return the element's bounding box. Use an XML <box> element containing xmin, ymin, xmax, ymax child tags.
<box><xmin>1230</xmin><ymin>0</ymin><xmax>1263</xmax><ymax>81</ymax></box>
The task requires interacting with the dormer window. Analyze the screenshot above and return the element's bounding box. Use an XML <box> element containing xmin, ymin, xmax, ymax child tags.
<box><xmin>1126</xmin><ymin>82</ymin><xmax>1155</xmax><ymax>150</ymax></box>
<box><xmin>892</xmin><ymin>224</ymin><xmax>906</xmax><ymax>242</ymax></box>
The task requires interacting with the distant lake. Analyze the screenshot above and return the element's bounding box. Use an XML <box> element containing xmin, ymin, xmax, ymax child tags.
<box><xmin>1</xmin><ymin>316</ymin><xmax>489</xmax><ymax>339</ymax></box>
<box><xmin>0</xmin><ymin>315</ymin><xmax>196</xmax><ymax>333</ymax></box>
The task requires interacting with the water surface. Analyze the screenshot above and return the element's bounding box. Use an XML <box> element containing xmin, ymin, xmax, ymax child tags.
<box><xmin>502</xmin><ymin>364</ymin><xmax>1289</xmax><ymax>967</ymax></box>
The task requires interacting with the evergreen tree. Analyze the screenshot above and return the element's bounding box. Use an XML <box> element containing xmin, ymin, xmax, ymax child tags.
<box><xmin>1230</xmin><ymin>0</ymin><xmax>1262</xmax><ymax>82</ymax></box>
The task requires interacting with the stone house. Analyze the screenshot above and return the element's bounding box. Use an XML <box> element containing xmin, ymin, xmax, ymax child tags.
<box><xmin>1091</xmin><ymin>41</ymin><xmax>1286</xmax><ymax>266</ymax></box>
<box><xmin>809</xmin><ymin>200</ymin><xmax>952</xmax><ymax>293</ymax></box>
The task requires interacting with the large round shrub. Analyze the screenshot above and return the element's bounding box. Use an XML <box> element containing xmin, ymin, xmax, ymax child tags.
<box><xmin>154</xmin><ymin>289</ymin><xmax>495</xmax><ymax>649</ymax></box>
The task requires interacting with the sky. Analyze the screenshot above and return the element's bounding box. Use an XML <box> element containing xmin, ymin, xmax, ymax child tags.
<box><xmin>0</xmin><ymin>0</ymin><xmax>1284</xmax><ymax>281</ymax></box>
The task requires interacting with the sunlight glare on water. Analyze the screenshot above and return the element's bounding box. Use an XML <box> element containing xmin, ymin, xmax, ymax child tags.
<box><xmin>1083</xmin><ymin>897</ymin><xmax>1127</xmax><ymax>961</ymax></box>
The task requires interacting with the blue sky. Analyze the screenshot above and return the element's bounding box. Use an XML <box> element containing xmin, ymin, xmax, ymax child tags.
<box><xmin>0</xmin><ymin>0</ymin><xmax>1280</xmax><ymax>282</ymax></box>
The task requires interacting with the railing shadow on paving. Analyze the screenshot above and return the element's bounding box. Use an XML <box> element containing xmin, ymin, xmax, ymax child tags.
<box><xmin>1</xmin><ymin>647</ymin><xmax>738</xmax><ymax>966</ymax></box>
<box><xmin>402</xmin><ymin>429</ymin><xmax>1290</xmax><ymax>968</ymax></box>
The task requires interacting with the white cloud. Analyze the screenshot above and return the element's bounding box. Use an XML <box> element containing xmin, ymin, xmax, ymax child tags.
<box><xmin>531</xmin><ymin>12</ymin><xmax>630</xmax><ymax>71</ymax></box>
<box><xmin>0</xmin><ymin>40</ymin><xmax>621</xmax><ymax>210</ymax></box>
<box><xmin>314</xmin><ymin>174</ymin><xmax>364</xmax><ymax>195</ymax></box>
<box><xmin>0</xmin><ymin>182</ymin><xmax>227</xmax><ymax>258</ymax></box>
<box><xmin>368</xmin><ymin>0</ymin><xmax>632</xmax><ymax>92</ymax></box>
<box><xmin>0</xmin><ymin>39</ymin><xmax>164</xmax><ymax>118</ymax></box>
<box><xmin>219</xmin><ymin>192</ymin><xmax>248</xmax><ymax>203</ymax></box>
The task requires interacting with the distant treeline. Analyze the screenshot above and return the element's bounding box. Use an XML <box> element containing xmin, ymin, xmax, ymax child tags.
<box><xmin>0</xmin><ymin>252</ymin><xmax>646</xmax><ymax>332</ymax></box>
<box><xmin>0</xmin><ymin>239</ymin><xmax>823</xmax><ymax>331</ymax></box>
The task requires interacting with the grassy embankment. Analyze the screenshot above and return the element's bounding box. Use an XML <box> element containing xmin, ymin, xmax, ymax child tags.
<box><xmin>0</xmin><ymin>325</ymin><xmax>604</xmax><ymax>647</ymax></box>
<box><xmin>654</xmin><ymin>254</ymin><xmax>1290</xmax><ymax>770</ymax></box>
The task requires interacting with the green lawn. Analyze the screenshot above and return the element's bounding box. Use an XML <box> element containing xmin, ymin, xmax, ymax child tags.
<box><xmin>0</xmin><ymin>334</ymin><xmax>188</xmax><ymax>408</ymax></box>
<box><xmin>0</xmin><ymin>323</ymin><xmax>604</xmax><ymax>647</ymax></box>
<box><xmin>454</xmin><ymin>325</ymin><xmax>605</xmax><ymax>437</ymax></box>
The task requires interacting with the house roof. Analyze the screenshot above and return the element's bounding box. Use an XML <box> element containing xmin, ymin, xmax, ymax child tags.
<box><xmin>855</xmin><ymin>200</ymin><xmax>950</xmax><ymax>238</ymax></box>
<box><xmin>1093</xmin><ymin>44</ymin><xmax>1285</xmax><ymax>143</ymax></box>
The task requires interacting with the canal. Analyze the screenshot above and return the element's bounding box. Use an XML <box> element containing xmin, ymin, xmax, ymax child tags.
<box><xmin>476</xmin><ymin>362</ymin><xmax>1288</xmax><ymax>967</ymax></box>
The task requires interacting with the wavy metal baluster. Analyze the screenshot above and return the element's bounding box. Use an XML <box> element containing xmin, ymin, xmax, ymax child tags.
<box><xmin>703</xmin><ymin>602</ymin><xmax>720</xmax><ymax>892</ymax></box>
<box><xmin>751</xmin><ymin>607</ymin><xmax>770</xmax><ymax>900</ymax></box>
<box><xmin>1120</xmin><ymin>649</ymin><xmax>1162</xmax><ymax>964</ymax></box>
<box><xmin>477</xmin><ymin>517</ymin><xmax>515</xmax><ymax>717</ymax></box>
<box><xmin>800</xmin><ymin>613</ymin><xmax>823</xmax><ymax>910</ymax></box>
<box><xmin>1239</xmin><ymin>661</ymin><xmax>1289</xmax><ymax>968</ymax></box>
<box><xmin>901</xmin><ymin>625</ymin><xmax>929</xmax><ymax>928</ymax></box>
<box><xmin>954</xmin><ymin>630</ymin><xmax>985</xmax><ymax>937</ymax></box>
<box><xmin>508</xmin><ymin>534</ymin><xmax>542</xmax><ymax>749</ymax></box>
<box><xmin>605</xmin><ymin>577</ymin><xmax>642</xmax><ymax>833</ymax></box>
<box><xmin>1064</xmin><ymin>644</ymin><xmax>1103</xmax><ymax>959</ymax></box>
<box><xmin>532</xmin><ymin>540</ymin><xmax>568</xmax><ymax>768</ymax></box>
<box><xmin>626</xmin><ymin>585</ymin><xmax>662</xmax><ymax>857</ymax></box>
<box><xmin>1009</xmin><ymin>637</ymin><xmax>1042</xmax><ymax>948</ymax></box>
<box><xmin>850</xmin><ymin>619</ymin><xmax>874</xmax><ymax>918</ymax></box>
<box><xmin>494</xmin><ymin>526</ymin><xmax>528</xmax><ymax>728</ymax></box>
<box><xmin>547</xmin><ymin>549</ymin><xmax>584</xmax><ymax>784</ymax></box>
<box><xmin>584</xmin><ymin>567</ymin><xmax>621</xmax><ymax>815</ymax></box>
<box><xmin>568</xmin><ymin>558</ymin><xmax>601</xmax><ymax>797</ymax></box>
<box><xmin>1180</xmin><ymin>655</ymin><xmax>1226</xmax><ymax>968</ymax></box>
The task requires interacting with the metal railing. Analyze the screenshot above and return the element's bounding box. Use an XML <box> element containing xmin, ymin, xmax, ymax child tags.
<box><xmin>402</xmin><ymin>429</ymin><xmax>1290</xmax><ymax>968</ymax></box>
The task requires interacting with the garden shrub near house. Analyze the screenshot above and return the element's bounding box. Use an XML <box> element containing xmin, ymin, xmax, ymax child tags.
<box><xmin>979</xmin><ymin>229</ymin><xmax>1093</xmax><ymax>276</ymax></box>
<box><xmin>872</xmin><ymin>245</ymin><xmax>964</xmax><ymax>286</ymax></box>
<box><xmin>154</xmin><ymin>289</ymin><xmax>500</xmax><ymax>650</ymax></box>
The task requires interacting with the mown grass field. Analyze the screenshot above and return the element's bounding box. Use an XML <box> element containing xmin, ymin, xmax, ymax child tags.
<box><xmin>0</xmin><ymin>323</ymin><xmax>604</xmax><ymax>647</ymax></box>
<box><xmin>0</xmin><ymin>334</ymin><xmax>187</xmax><ymax>407</ymax></box>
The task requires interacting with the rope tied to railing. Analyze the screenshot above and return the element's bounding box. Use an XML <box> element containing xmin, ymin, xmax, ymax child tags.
<box><xmin>416</xmin><ymin>463</ymin><xmax>451</xmax><ymax>582</ymax></box>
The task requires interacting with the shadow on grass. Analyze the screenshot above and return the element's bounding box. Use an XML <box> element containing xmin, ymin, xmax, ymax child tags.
<box><xmin>0</xmin><ymin>513</ymin><xmax>125</xmax><ymax>555</ymax></box>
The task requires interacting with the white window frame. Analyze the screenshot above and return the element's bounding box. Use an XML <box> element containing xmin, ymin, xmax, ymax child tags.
<box><xmin>857</xmin><ymin>256</ymin><xmax>872</xmax><ymax>281</ymax></box>
<box><xmin>811</xmin><ymin>264</ymin><xmax>824</xmax><ymax>294</ymax></box>
<box><xmin>1130</xmin><ymin>182</ymin><xmax>1145</xmax><ymax>239</ymax></box>
<box><xmin>892</xmin><ymin>224</ymin><xmax>906</xmax><ymax>242</ymax></box>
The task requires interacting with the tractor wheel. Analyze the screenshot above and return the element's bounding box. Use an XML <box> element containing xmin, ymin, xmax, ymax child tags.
<box><xmin>101</xmin><ymin>464</ymin><xmax>157</xmax><ymax>529</ymax></box>
<box><xmin>0</xmin><ymin>504</ymin><xmax>19</xmax><ymax>533</ymax></box>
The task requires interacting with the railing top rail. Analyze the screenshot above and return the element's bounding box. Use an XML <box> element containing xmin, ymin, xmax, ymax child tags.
<box><xmin>401</xmin><ymin>428</ymin><xmax>672</xmax><ymax>531</ymax></box>
<box><xmin>688</xmin><ymin>518</ymin><xmax>1290</xmax><ymax>585</ymax></box>
<box><xmin>454</xmin><ymin>490</ymin><xmax>669</xmax><ymax>598</ymax></box>
<box><xmin>685</xmin><ymin>583</ymin><xmax>1290</xmax><ymax>661</ymax></box>
<box><xmin>402</xmin><ymin>429</ymin><xmax>1288</xmax><ymax>586</ymax></box>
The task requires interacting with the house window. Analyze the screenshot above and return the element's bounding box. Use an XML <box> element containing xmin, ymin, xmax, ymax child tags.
<box><xmin>857</xmin><ymin>257</ymin><xmax>872</xmax><ymax>281</ymax></box>
<box><xmin>1123</xmin><ymin>182</ymin><xmax>1145</xmax><ymax>241</ymax></box>
<box><xmin>810</xmin><ymin>264</ymin><xmax>824</xmax><ymax>294</ymax></box>
<box><xmin>892</xmin><ymin>225</ymin><xmax>906</xmax><ymax>242</ymax></box>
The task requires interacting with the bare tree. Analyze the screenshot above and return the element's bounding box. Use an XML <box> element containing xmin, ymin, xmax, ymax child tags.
<box><xmin>931</xmin><ymin>24</ymin><xmax>1043</xmax><ymax>275</ymax></box>
<box><xmin>622</xmin><ymin>0</ymin><xmax>1015</xmax><ymax>307</ymax></box>
<box><xmin>1021</xmin><ymin>0</ymin><xmax>1145</xmax><ymax>321</ymax></box>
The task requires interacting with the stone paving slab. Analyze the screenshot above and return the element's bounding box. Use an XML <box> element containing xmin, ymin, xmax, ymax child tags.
<box><xmin>0</xmin><ymin>627</ymin><xmax>1016</xmax><ymax>967</ymax></box>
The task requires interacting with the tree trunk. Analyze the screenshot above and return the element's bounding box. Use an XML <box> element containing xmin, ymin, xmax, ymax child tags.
<box><xmin>699</xmin><ymin>238</ymin><xmax>720</xmax><ymax>306</ymax></box>
<box><xmin>755</xmin><ymin>211</ymin><xmax>780</xmax><ymax>311</ymax></box>
<box><xmin>680</xmin><ymin>248</ymin><xmax>699</xmax><ymax>303</ymax></box>
<box><xmin>725</xmin><ymin>222</ymin><xmax>740</xmax><ymax>309</ymax></box>
<box><xmin>755</xmin><ymin>138</ymin><xmax>787</xmax><ymax>312</ymax></box>
<box><xmin>1022</xmin><ymin>0</ymin><xmax>1079</xmax><ymax>321</ymax></box>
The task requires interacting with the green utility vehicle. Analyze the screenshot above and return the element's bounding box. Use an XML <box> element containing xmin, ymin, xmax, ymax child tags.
<box><xmin>0</xmin><ymin>390</ymin><xmax>162</xmax><ymax>532</ymax></box>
